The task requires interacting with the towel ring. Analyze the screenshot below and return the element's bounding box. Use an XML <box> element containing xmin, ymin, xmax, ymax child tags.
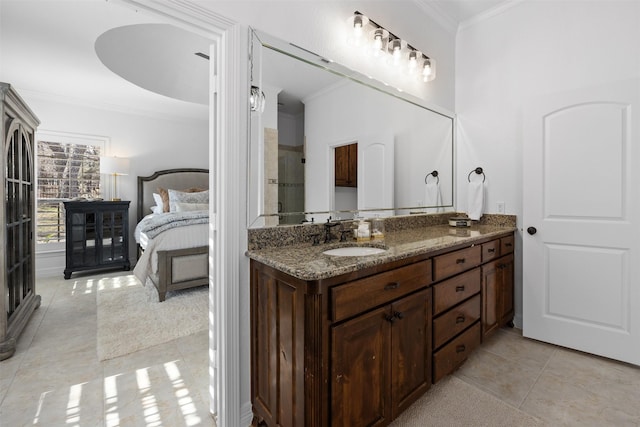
<box><xmin>425</xmin><ymin>170</ymin><xmax>439</xmax><ymax>184</ymax></box>
<box><xmin>467</xmin><ymin>167</ymin><xmax>486</xmax><ymax>183</ymax></box>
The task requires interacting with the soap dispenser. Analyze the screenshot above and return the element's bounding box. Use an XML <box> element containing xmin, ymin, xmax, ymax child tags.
<box><xmin>356</xmin><ymin>218</ymin><xmax>371</xmax><ymax>241</ymax></box>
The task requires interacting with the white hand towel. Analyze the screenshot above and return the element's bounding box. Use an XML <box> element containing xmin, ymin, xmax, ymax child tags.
<box><xmin>467</xmin><ymin>181</ymin><xmax>484</xmax><ymax>220</ymax></box>
<box><xmin>424</xmin><ymin>182</ymin><xmax>442</xmax><ymax>212</ymax></box>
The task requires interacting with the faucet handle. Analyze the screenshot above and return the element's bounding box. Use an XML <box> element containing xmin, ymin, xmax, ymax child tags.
<box><xmin>339</xmin><ymin>229</ymin><xmax>351</xmax><ymax>242</ymax></box>
<box><xmin>310</xmin><ymin>233</ymin><xmax>321</xmax><ymax>246</ymax></box>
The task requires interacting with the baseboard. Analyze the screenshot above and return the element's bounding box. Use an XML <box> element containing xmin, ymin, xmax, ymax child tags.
<box><xmin>513</xmin><ymin>313</ymin><xmax>523</xmax><ymax>329</ymax></box>
<box><xmin>241</xmin><ymin>401</ymin><xmax>253</xmax><ymax>426</ymax></box>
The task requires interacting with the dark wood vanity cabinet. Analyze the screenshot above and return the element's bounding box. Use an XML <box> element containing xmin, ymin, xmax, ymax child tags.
<box><xmin>251</xmin><ymin>259</ymin><xmax>432</xmax><ymax>427</ymax></box>
<box><xmin>250</xmin><ymin>231</ymin><xmax>515</xmax><ymax>427</ymax></box>
<box><xmin>334</xmin><ymin>143</ymin><xmax>357</xmax><ymax>187</ymax></box>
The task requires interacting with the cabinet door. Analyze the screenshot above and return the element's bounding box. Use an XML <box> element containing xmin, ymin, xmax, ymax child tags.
<box><xmin>390</xmin><ymin>289</ymin><xmax>431</xmax><ymax>418</ymax></box>
<box><xmin>481</xmin><ymin>259</ymin><xmax>499</xmax><ymax>339</ymax></box>
<box><xmin>335</xmin><ymin>143</ymin><xmax>357</xmax><ymax>187</ymax></box>
<box><xmin>482</xmin><ymin>254</ymin><xmax>515</xmax><ymax>340</ymax></box>
<box><xmin>332</xmin><ymin>306</ymin><xmax>391</xmax><ymax>427</ymax></box>
<box><xmin>498</xmin><ymin>254</ymin><xmax>514</xmax><ymax>325</ymax></box>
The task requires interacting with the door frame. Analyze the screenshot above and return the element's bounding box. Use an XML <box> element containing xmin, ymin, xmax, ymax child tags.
<box><xmin>120</xmin><ymin>1</ymin><xmax>244</xmax><ymax>425</ymax></box>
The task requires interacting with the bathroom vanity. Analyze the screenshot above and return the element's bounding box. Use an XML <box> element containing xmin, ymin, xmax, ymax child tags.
<box><xmin>248</xmin><ymin>221</ymin><xmax>515</xmax><ymax>427</ymax></box>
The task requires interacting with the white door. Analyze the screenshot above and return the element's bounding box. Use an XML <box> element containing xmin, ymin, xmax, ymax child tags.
<box><xmin>358</xmin><ymin>132</ymin><xmax>394</xmax><ymax>216</ymax></box>
<box><xmin>523</xmin><ymin>79</ymin><xmax>640</xmax><ymax>365</ymax></box>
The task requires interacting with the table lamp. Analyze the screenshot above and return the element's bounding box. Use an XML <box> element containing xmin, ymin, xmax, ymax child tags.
<box><xmin>100</xmin><ymin>156</ymin><xmax>130</xmax><ymax>201</ymax></box>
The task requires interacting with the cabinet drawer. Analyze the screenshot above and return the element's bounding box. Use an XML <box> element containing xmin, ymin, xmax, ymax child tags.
<box><xmin>331</xmin><ymin>260</ymin><xmax>432</xmax><ymax>322</ymax></box>
<box><xmin>481</xmin><ymin>240</ymin><xmax>500</xmax><ymax>263</ymax></box>
<box><xmin>433</xmin><ymin>294</ymin><xmax>481</xmax><ymax>349</ymax></box>
<box><xmin>501</xmin><ymin>235</ymin><xmax>514</xmax><ymax>254</ymax></box>
<box><xmin>432</xmin><ymin>268</ymin><xmax>481</xmax><ymax>316</ymax></box>
<box><xmin>433</xmin><ymin>321</ymin><xmax>481</xmax><ymax>383</ymax></box>
<box><xmin>433</xmin><ymin>245</ymin><xmax>481</xmax><ymax>281</ymax></box>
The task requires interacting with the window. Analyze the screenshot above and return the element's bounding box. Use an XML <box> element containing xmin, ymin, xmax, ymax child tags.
<box><xmin>36</xmin><ymin>131</ymin><xmax>107</xmax><ymax>244</ymax></box>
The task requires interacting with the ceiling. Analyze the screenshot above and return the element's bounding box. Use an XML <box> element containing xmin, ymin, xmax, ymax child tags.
<box><xmin>0</xmin><ymin>1</ymin><xmax>506</xmax><ymax>121</ymax></box>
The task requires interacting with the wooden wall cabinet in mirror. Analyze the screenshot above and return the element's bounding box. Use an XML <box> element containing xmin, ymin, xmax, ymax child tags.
<box><xmin>1</xmin><ymin>83</ymin><xmax>41</xmax><ymax>361</ymax></box>
<box><xmin>334</xmin><ymin>143</ymin><xmax>357</xmax><ymax>187</ymax></box>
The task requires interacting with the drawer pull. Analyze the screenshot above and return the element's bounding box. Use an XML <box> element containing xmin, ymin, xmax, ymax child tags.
<box><xmin>505</xmin><ymin>243</ymin><xmax>513</xmax><ymax>247</ymax></box>
<box><xmin>455</xmin><ymin>285</ymin><xmax>465</xmax><ymax>292</ymax></box>
<box><xmin>384</xmin><ymin>282</ymin><xmax>400</xmax><ymax>290</ymax></box>
<box><xmin>456</xmin><ymin>345</ymin><xmax>466</xmax><ymax>353</ymax></box>
<box><xmin>393</xmin><ymin>311</ymin><xmax>404</xmax><ymax>319</ymax></box>
<box><xmin>487</xmin><ymin>248</ymin><xmax>495</xmax><ymax>253</ymax></box>
<box><xmin>456</xmin><ymin>258</ymin><xmax>466</xmax><ymax>264</ymax></box>
<box><xmin>456</xmin><ymin>316</ymin><xmax>466</xmax><ymax>324</ymax></box>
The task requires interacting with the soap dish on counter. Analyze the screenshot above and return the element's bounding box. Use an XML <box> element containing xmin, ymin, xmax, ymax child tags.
<box><xmin>448</xmin><ymin>216</ymin><xmax>471</xmax><ymax>227</ymax></box>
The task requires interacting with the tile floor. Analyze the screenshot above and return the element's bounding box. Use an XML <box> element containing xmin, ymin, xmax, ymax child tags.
<box><xmin>2</xmin><ymin>272</ymin><xmax>639</xmax><ymax>426</ymax></box>
<box><xmin>0</xmin><ymin>272</ymin><xmax>214</xmax><ymax>427</ymax></box>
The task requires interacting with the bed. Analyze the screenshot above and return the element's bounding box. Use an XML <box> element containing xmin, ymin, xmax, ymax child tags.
<box><xmin>133</xmin><ymin>168</ymin><xmax>209</xmax><ymax>301</ymax></box>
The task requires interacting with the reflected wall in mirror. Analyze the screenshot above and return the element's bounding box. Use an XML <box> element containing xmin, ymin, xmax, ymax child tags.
<box><xmin>248</xmin><ymin>29</ymin><xmax>455</xmax><ymax>228</ymax></box>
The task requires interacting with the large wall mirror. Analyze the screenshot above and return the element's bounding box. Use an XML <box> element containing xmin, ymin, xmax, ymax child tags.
<box><xmin>248</xmin><ymin>29</ymin><xmax>455</xmax><ymax>228</ymax></box>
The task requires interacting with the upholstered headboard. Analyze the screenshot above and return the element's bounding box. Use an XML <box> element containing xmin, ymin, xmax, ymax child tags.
<box><xmin>137</xmin><ymin>168</ymin><xmax>209</xmax><ymax>223</ymax></box>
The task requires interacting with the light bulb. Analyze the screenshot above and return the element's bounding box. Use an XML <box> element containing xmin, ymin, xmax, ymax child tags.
<box><xmin>353</xmin><ymin>15</ymin><xmax>364</xmax><ymax>38</ymax></box>
<box><xmin>422</xmin><ymin>58</ymin><xmax>433</xmax><ymax>82</ymax></box>
<box><xmin>390</xmin><ymin>39</ymin><xmax>402</xmax><ymax>65</ymax></box>
<box><xmin>408</xmin><ymin>51</ymin><xmax>418</xmax><ymax>72</ymax></box>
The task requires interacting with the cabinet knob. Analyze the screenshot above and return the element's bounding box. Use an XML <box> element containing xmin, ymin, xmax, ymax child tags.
<box><xmin>456</xmin><ymin>258</ymin><xmax>466</xmax><ymax>264</ymax></box>
<box><xmin>456</xmin><ymin>316</ymin><xmax>466</xmax><ymax>324</ymax></box>
<box><xmin>385</xmin><ymin>314</ymin><xmax>396</xmax><ymax>323</ymax></box>
<box><xmin>456</xmin><ymin>345</ymin><xmax>466</xmax><ymax>353</ymax></box>
<box><xmin>487</xmin><ymin>248</ymin><xmax>495</xmax><ymax>253</ymax></box>
<box><xmin>393</xmin><ymin>311</ymin><xmax>404</xmax><ymax>320</ymax></box>
<box><xmin>384</xmin><ymin>282</ymin><xmax>400</xmax><ymax>290</ymax></box>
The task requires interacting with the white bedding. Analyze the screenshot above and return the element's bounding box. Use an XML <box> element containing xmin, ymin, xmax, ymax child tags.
<box><xmin>133</xmin><ymin>213</ymin><xmax>209</xmax><ymax>283</ymax></box>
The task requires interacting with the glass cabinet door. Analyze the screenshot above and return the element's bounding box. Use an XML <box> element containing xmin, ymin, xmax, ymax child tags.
<box><xmin>101</xmin><ymin>210</ymin><xmax>125</xmax><ymax>263</ymax></box>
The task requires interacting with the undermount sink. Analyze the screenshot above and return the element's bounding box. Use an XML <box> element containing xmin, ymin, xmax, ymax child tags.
<box><xmin>322</xmin><ymin>246</ymin><xmax>387</xmax><ymax>257</ymax></box>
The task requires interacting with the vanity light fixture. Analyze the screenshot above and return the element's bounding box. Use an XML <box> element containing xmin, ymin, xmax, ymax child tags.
<box><xmin>349</xmin><ymin>11</ymin><xmax>436</xmax><ymax>82</ymax></box>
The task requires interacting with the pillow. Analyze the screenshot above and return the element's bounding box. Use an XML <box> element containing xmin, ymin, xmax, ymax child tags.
<box><xmin>150</xmin><ymin>205</ymin><xmax>163</xmax><ymax>214</ymax></box>
<box><xmin>152</xmin><ymin>193</ymin><xmax>163</xmax><ymax>209</ymax></box>
<box><xmin>168</xmin><ymin>189</ymin><xmax>209</xmax><ymax>212</ymax></box>
<box><xmin>158</xmin><ymin>187</ymin><xmax>207</xmax><ymax>212</ymax></box>
<box><xmin>174</xmin><ymin>202</ymin><xmax>209</xmax><ymax>212</ymax></box>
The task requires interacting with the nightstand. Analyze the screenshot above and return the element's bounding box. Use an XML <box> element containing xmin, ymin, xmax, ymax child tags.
<box><xmin>63</xmin><ymin>201</ymin><xmax>131</xmax><ymax>279</ymax></box>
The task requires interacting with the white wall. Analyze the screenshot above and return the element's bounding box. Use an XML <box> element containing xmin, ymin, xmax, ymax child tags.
<box><xmin>455</xmin><ymin>0</ymin><xmax>640</xmax><ymax>326</ymax></box>
<box><xmin>28</xmin><ymin>95</ymin><xmax>208</xmax><ymax>276</ymax></box>
<box><xmin>304</xmin><ymin>79</ymin><xmax>453</xmax><ymax>218</ymax></box>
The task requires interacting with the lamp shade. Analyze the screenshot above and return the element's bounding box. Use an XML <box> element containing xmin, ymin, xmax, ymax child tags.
<box><xmin>100</xmin><ymin>156</ymin><xmax>130</xmax><ymax>175</ymax></box>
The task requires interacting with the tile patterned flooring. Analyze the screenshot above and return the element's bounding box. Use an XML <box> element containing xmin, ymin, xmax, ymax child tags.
<box><xmin>0</xmin><ymin>273</ymin><xmax>214</xmax><ymax>427</ymax></box>
<box><xmin>2</xmin><ymin>272</ymin><xmax>640</xmax><ymax>426</ymax></box>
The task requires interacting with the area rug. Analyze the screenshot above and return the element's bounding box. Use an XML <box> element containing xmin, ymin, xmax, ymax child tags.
<box><xmin>389</xmin><ymin>376</ymin><xmax>544</xmax><ymax>427</ymax></box>
<box><xmin>96</xmin><ymin>274</ymin><xmax>208</xmax><ymax>361</ymax></box>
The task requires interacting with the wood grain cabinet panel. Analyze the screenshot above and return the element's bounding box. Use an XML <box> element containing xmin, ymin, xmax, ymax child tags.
<box><xmin>433</xmin><ymin>294</ymin><xmax>481</xmax><ymax>349</ymax></box>
<box><xmin>335</xmin><ymin>143</ymin><xmax>357</xmax><ymax>187</ymax></box>
<box><xmin>433</xmin><ymin>245</ymin><xmax>482</xmax><ymax>281</ymax></box>
<box><xmin>481</xmin><ymin>253</ymin><xmax>515</xmax><ymax>340</ymax></box>
<box><xmin>433</xmin><ymin>322</ymin><xmax>481</xmax><ymax>383</ymax></box>
<box><xmin>432</xmin><ymin>268</ymin><xmax>481</xmax><ymax>316</ymax></box>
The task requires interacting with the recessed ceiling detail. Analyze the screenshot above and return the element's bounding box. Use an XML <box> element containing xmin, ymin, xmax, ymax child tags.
<box><xmin>95</xmin><ymin>23</ymin><xmax>210</xmax><ymax>105</ymax></box>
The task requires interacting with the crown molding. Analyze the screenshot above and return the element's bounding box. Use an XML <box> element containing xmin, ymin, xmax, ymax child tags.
<box><xmin>413</xmin><ymin>0</ymin><xmax>459</xmax><ymax>35</ymax></box>
<box><xmin>458</xmin><ymin>0</ymin><xmax>526</xmax><ymax>32</ymax></box>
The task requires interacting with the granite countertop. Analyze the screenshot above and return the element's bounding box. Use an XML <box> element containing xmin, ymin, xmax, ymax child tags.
<box><xmin>246</xmin><ymin>224</ymin><xmax>516</xmax><ymax>281</ymax></box>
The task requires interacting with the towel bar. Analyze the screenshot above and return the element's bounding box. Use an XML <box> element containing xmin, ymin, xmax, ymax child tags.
<box><xmin>467</xmin><ymin>167</ymin><xmax>486</xmax><ymax>183</ymax></box>
<box><xmin>425</xmin><ymin>170</ymin><xmax>439</xmax><ymax>184</ymax></box>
